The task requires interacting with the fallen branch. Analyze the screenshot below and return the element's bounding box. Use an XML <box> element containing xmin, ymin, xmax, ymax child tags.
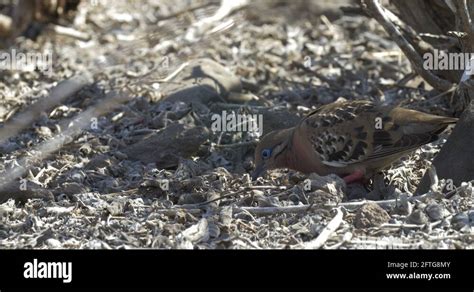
<box><xmin>49</xmin><ymin>24</ymin><xmax>90</xmax><ymax>41</ymax></box>
<box><xmin>455</xmin><ymin>0</ymin><xmax>474</xmax><ymax>38</ymax></box>
<box><xmin>330</xmin><ymin>198</ymin><xmax>398</xmax><ymax>209</ymax></box>
<box><xmin>0</xmin><ymin>90</ymin><xmax>131</xmax><ymax>202</ymax></box>
<box><xmin>234</xmin><ymin>204</ymin><xmax>317</xmax><ymax>216</ymax></box>
<box><xmin>349</xmin><ymin>239</ymin><xmax>423</xmax><ymax>248</ymax></box>
<box><xmin>174</xmin><ymin>185</ymin><xmax>286</xmax><ymax>209</ymax></box>
<box><xmin>329</xmin><ymin>185</ymin><xmax>464</xmax><ymax>209</ymax></box>
<box><xmin>163</xmin><ymin>203</ymin><xmax>319</xmax><ymax>217</ymax></box>
<box><xmin>0</xmin><ymin>74</ymin><xmax>92</xmax><ymax>145</ymax></box>
<box><xmin>214</xmin><ymin>141</ymin><xmax>258</xmax><ymax>148</ymax></box>
<box><xmin>153</xmin><ymin>208</ymin><xmax>202</xmax><ymax>216</ymax></box>
<box><xmin>380</xmin><ymin>223</ymin><xmax>426</xmax><ymax>229</ymax></box>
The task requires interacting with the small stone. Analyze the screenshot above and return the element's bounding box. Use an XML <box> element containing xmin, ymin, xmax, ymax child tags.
<box><xmin>79</xmin><ymin>143</ymin><xmax>93</xmax><ymax>156</ymax></box>
<box><xmin>451</xmin><ymin>212</ymin><xmax>470</xmax><ymax>230</ymax></box>
<box><xmin>425</xmin><ymin>203</ymin><xmax>449</xmax><ymax>221</ymax></box>
<box><xmin>406</xmin><ymin>209</ymin><xmax>429</xmax><ymax>225</ymax></box>
<box><xmin>307</xmin><ymin>173</ymin><xmax>346</xmax><ymax>195</ymax></box>
<box><xmin>342</xmin><ymin>232</ymin><xmax>353</xmax><ymax>242</ymax></box>
<box><xmin>0</xmin><ymin>141</ymin><xmax>19</xmax><ymax>153</ymax></box>
<box><xmin>178</xmin><ymin>193</ymin><xmax>206</xmax><ymax>205</ymax></box>
<box><xmin>60</xmin><ymin>182</ymin><xmax>88</xmax><ymax>195</ymax></box>
<box><xmin>394</xmin><ymin>193</ymin><xmax>412</xmax><ymax>215</ymax></box>
<box><xmin>85</xmin><ymin>154</ymin><xmax>116</xmax><ymax>169</ymax></box>
<box><xmin>252</xmin><ymin>190</ymin><xmax>265</xmax><ymax>196</ymax></box>
<box><xmin>354</xmin><ymin>203</ymin><xmax>390</xmax><ymax>228</ymax></box>
<box><xmin>112</xmin><ymin>151</ymin><xmax>128</xmax><ymax>160</ymax></box>
<box><xmin>269</xmin><ymin>221</ymin><xmax>280</xmax><ymax>229</ymax></box>
<box><xmin>45</xmin><ymin>238</ymin><xmax>62</xmax><ymax>249</ymax></box>
<box><xmin>365</xmin><ymin>189</ymin><xmax>382</xmax><ymax>201</ymax></box>
<box><xmin>151</xmin><ymin>111</ymin><xmax>172</xmax><ymax>128</ymax></box>
<box><xmin>459</xmin><ymin>182</ymin><xmax>473</xmax><ymax>198</ymax></box>
<box><xmin>468</xmin><ymin>210</ymin><xmax>474</xmax><ymax>222</ymax></box>
<box><xmin>346</xmin><ymin>183</ymin><xmax>368</xmax><ymax>200</ymax></box>
<box><xmin>254</xmin><ymin>190</ymin><xmax>279</xmax><ymax>207</ymax></box>
<box><xmin>307</xmin><ymin>189</ymin><xmax>343</xmax><ymax>205</ymax></box>
<box><xmin>219</xmin><ymin>206</ymin><xmax>233</xmax><ymax>227</ymax></box>
<box><xmin>289</xmin><ymin>185</ymin><xmax>305</xmax><ymax>203</ymax></box>
<box><xmin>106</xmin><ymin>201</ymin><xmax>124</xmax><ymax>216</ymax></box>
<box><xmin>36</xmin><ymin>126</ymin><xmax>53</xmax><ymax>138</ymax></box>
<box><xmin>441</xmin><ymin>219</ymin><xmax>451</xmax><ymax>228</ymax></box>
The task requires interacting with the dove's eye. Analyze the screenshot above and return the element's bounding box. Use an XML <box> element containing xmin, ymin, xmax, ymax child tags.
<box><xmin>261</xmin><ymin>148</ymin><xmax>272</xmax><ymax>160</ymax></box>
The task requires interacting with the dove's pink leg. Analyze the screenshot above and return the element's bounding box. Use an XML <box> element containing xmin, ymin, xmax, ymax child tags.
<box><xmin>342</xmin><ymin>170</ymin><xmax>365</xmax><ymax>184</ymax></box>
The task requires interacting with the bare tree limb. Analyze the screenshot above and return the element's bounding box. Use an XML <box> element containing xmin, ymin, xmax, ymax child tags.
<box><xmin>362</xmin><ymin>0</ymin><xmax>454</xmax><ymax>91</ymax></box>
<box><xmin>458</xmin><ymin>0</ymin><xmax>474</xmax><ymax>36</ymax></box>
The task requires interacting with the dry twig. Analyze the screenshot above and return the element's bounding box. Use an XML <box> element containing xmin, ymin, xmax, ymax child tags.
<box><xmin>302</xmin><ymin>208</ymin><xmax>344</xmax><ymax>249</ymax></box>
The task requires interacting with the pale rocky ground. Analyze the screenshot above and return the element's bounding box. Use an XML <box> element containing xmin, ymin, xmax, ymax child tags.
<box><xmin>0</xmin><ymin>0</ymin><xmax>473</xmax><ymax>249</ymax></box>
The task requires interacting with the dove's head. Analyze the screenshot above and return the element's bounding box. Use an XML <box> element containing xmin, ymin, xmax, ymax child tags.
<box><xmin>252</xmin><ymin>127</ymin><xmax>294</xmax><ymax>180</ymax></box>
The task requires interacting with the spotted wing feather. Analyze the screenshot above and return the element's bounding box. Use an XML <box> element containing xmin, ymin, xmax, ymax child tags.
<box><xmin>302</xmin><ymin>100</ymin><xmax>376</xmax><ymax>167</ymax></box>
<box><xmin>301</xmin><ymin>100</ymin><xmax>456</xmax><ymax>168</ymax></box>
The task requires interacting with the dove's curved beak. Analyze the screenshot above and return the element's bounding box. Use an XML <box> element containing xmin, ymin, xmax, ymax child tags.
<box><xmin>251</xmin><ymin>164</ymin><xmax>266</xmax><ymax>181</ymax></box>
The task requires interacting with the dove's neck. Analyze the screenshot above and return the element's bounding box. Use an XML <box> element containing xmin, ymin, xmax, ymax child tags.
<box><xmin>275</xmin><ymin>128</ymin><xmax>316</xmax><ymax>174</ymax></box>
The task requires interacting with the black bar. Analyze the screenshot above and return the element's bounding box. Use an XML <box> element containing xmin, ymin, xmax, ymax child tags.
<box><xmin>0</xmin><ymin>250</ymin><xmax>472</xmax><ymax>290</ymax></box>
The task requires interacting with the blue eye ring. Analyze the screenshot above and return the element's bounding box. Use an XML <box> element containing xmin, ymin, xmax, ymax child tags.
<box><xmin>261</xmin><ymin>148</ymin><xmax>272</xmax><ymax>159</ymax></box>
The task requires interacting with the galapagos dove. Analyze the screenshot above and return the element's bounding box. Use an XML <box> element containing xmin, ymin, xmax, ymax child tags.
<box><xmin>253</xmin><ymin>100</ymin><xmax>458</xmax><ymax>183</ymax></box>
